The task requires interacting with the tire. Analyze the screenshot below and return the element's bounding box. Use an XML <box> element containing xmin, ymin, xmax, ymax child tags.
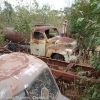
<box><xmin>53</xmin><ymin>54</ymin><xmax>64</xmax><ymax>61</ymax></box>
<box><xmin>8</xmin><ymin>45</ymin><xmax>18</xmax><ymax>52</ymax></box>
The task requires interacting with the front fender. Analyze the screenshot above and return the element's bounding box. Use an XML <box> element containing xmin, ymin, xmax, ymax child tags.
<box><xmin>46</xmin><ymin>46</ymin><xmax>77</xmax><ymax>62</ymax></box>
<box><xmin>46</xmin><ymin>46</ymin><xmax>67</xmax><ymax>57</ymax></box>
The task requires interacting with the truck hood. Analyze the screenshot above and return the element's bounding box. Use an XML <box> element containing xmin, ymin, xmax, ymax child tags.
<box><xmin>48</xmin><ymin>36</ymin><xmax>76</xmax><ymax>45</ymax></box>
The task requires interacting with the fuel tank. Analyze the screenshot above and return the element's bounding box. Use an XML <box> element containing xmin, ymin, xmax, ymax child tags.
<box><xmin>4</xmin><ymin>27</ymin><xmax>30</xmax><ymax>44</ymax></box>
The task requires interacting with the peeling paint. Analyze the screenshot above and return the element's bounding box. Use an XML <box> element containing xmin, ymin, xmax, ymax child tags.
<box><xmin>0</xmin><ymin>52</ymin><xmax>48</xmax><ymax>98</ymax></box>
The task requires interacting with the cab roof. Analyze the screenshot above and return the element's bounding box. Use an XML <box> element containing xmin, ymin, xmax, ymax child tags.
<box><xmin>35</xmin><ymin>25</ymin><xmax>57</xmax><ymax>32</ymax></box>
<box><xmin>0</xmin><ymin>52</ymin><xmax>48</xmax><ymax>98</ymax></box>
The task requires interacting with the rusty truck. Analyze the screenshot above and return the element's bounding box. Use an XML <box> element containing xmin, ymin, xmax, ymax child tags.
<box><xmin>4</xmin><ymin>25</ymin><xmax>80</xmax><ymax>63</ymax></box>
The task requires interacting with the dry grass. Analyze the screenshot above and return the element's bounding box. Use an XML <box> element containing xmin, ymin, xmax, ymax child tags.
<box><xmin>56</xmin><ymin>80</ymin><xmax>86</xmax><ymax>100</ymax></box>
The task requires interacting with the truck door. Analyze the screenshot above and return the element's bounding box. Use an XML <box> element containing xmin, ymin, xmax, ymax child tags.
<box><xmin>30</xmin><ymin>31</ymin><xmax>46</xmax><ymax>56</ymax></box>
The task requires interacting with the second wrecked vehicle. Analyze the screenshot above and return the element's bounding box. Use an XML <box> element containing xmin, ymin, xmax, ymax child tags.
<box><xmin>4</xmin><ymin>25</ymin><xmax>79</xmax><ymax>62</ymax></box>
<box><xmin>0</xmin><ymin>52</ymin><xmax>69</xmax><ymax>100</ymax></box>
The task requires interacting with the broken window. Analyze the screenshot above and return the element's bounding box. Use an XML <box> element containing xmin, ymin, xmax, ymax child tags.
<box><xmin>33</xmin><ymin>32</ymin><xmax>44</xmax><ymax>39</ymax></box>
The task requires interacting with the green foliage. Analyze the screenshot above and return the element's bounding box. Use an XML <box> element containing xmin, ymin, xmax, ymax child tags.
<box><xmin>91</xmin><ymin>54</ymin><xmax>100</xmax><ymax>70</ymax></box>
<box><xmin>80</xmin><ymin>84</ymin><xmax>100</xmax><ymax>100</ymax></box>
<box><xmin>0</xmin><ymin>1</ymin><xmax>15</xmax><ymax>26</ymax></box>
<box><xmin>0</xmin><ymin>0</ymin><xmax>65</xmax><ymax>38</ymax></box>
<box><xmin>66</xmin><ymin>0</ymin><xmax>100</xmax><ymax>71</ymax></box>
<box><xmin>65</xmin><ymin>0</ymin><xmax>100</xmax><ymax>99</ymax></box>
<box><xmin>0</xmin><ymin>25</ymin><xmax>6</xmax><ymax>46</ymax></box>
<box><xmin>14</xmin><ymin>7</ymin><xmax>34</xmax><ymax>36</ymax></box>
<box><xmin>0</xmin><ymin>34</ymin><xmax>5</xmax><ymax>46</ymax></box>
<box><xmin>67</xmin><ymin>0</ymin><xmax>100</xmax><ymax>50</ymax></box>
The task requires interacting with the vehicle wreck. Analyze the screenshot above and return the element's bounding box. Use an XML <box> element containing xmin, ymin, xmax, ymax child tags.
<box><xmin>4</xmin><ymin>25</ymin><xmax>80</xmax><ymax>63</ymax></box>
<box><xmin>0</xmin><ymin>52</ymin><xmax>69</xmax><ymax>100</ymax></box>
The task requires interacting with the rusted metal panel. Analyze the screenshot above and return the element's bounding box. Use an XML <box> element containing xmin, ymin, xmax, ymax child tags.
<box><xmin>48</xmin><ymin>37</ymin><xmax>76</xmax><ymax>45</ymax></box>
<box><xmin>37</xmin><ymin>56</ymin><xmax>93</xmax><ymax>71</ymax></box>
<box><xmin>30</xmin><ymin>37</ymin><xmax>46</xmax><ymax>56</ymax></box>
<box><xmin>36</xmin><ymin>56</ymin><xmax>100</xmax><ymax>85</ymax></box>
<box><xmin>47</xmin><ymin>46</ymin><xmax>65</xmax><ymax>53</ymax></box>
<box><xmin>0</xmin><ymin>52</ymin><xmax>48</xmax><ymax>98</ymax></box>
<box><xmin>50</xmin><ymin>68</ymin><xmax>99</xmax><ymax>85</ymax></box>
<box><xmin>0</xmin><ymin>47</ymin><xmax>12</xmax><ymax>55</ymax></box>
<box><xmin>46</xmin><ymin>46</ymin><xmax>69</xmax><ymax>62</ymax></box>
<box><xmin>47</xmin><ymin>37</ymin><xmax>59</xmax><ymax>43</ymax></box>
<box><xmin>50</xmin><ymin>68</ymin><xmax>81</xmax><ymax>82</ymax></box>
<box><xmin>4</xmin><ymin>27</ymin><xmax>30</xmax><ymax>44</ymax></box>
<box><xmin>56</xmin><ymin>37</ymin><xmax>74</xmax><ymax>44</ymax></box>
<box><xmin>35</xmin><ymin>26</ymin><xmax>57</xmax><ymax>32</ymax></box>
<box><xmin>46</xmin><ymin>46</ymin><xmax>77</xmax><ymax>63</ymax></box>
<box><xmin>46</xmin><ymin>36</ymin><xmax>78</xmax><ymax>62</ymax></box>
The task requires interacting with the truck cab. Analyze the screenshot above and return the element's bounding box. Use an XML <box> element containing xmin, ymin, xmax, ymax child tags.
<box><xmin>0</xmin><ymin>52</ymin><xmax>69</xmax><ymax>100</ymax></box>
<box><xmin>30</xmin><ymin>25</ymin><xmax>79</xmax><ymax>63</ymax></box>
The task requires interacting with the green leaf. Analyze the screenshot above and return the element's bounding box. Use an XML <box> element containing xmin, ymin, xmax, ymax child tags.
<box><xmin>92</xmin><ymin>91</ymin><xmax>97</xmax><ymax>98</ymax></box>
<box><xmin>79</xmin><ymin>76</ymin><xmax>85</xmax><ymax>84</ymax></box>
<box><xmin>77</xmin><ymin>18</ymin><xmax>84</xmax><ymax>23</ymax></box>
<box><xmin>93</xmin><ymin>3</ymin><xmax>100</xmax><ymax>12</ymax></box>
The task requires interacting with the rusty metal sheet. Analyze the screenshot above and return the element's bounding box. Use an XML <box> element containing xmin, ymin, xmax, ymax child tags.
<box><xmin>0</xmin><ymin>52</ymin><xmax>48</xmax><ymax>98</ymax></box>
<box><xmin>0</xmin><ymin>47</ymin><xmax>12</xmax><ymax>54</ymax></box>
<box><xmin>48</xmin><ymin>36</ymin><xmax>76</xmax><ymax>45</ymax></box>
<box><xmin>56</xmin><ymin>37</ymin><xmax>75</xmax><ymax>44</ymax></box>
<box><xmin>0</xmin><ymin>52</ymin><xmax>47</xmax><ymax>81</ymax></box>
<box><xmin>72</xmin><ymin>45</ymin><xmax>81</xmax><ymax>52</ymax></box>
<box><xmin>35</xmin><ymin>26</ymin><xmax>57</xmax><ymax>32</ymax></box>
<box><xmin>32</xmin><ymin>39</ymin><xmax>44</xmax><ymax>44</ymax></box>
<box><xmin>50</xmin><ymin>68</ymin><xmax>81</xmax><ymax>82</ymax></box>
<box><xmin>31</xmin><ymin>38</ymin><xmax>46</xmax><ymax>56</ymax></box>
<box><xmin>4</xmin><ymin>27</ymin><xmax>30</xmax><ymax>44</ymax></box>
<box><xmin>48</xmin><ymin>37</ymin><xmax>59</xmax><ymax>43</ymax></box>
<box><xmin>47</xmin><ymin>46</ymin><xmax>66</xmax><ymax>51</ymax></box>
<box><xmin>37</xmin><ymin>56</ymin><xmax>93</xmax><ymax>71</ymax></box>
<box><xmin>36</xmin><ymin>56</ymin><xmax>99</xmax><ymax>85</ymax></box>
<box><xmin>50</xmin><ymin>68</ymin><xmax>100</xmax><ymax>85</ymax></box>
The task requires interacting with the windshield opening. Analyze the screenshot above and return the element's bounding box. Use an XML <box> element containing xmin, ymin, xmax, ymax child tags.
<box><xmin>45</xmin><ymin>28</ymin><xmax>58</xmax><ymax>39</ymax></box>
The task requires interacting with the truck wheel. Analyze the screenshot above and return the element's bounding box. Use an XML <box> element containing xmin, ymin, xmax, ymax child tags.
<box><xmin>53</xmin><ymin>54</ymin><xmax>64</xmax><ymax>61</ymax></box>
<box><xmin>8</xmin><ymin>45</ymin><xmax>18</xmax><ymax>52</ymax></box>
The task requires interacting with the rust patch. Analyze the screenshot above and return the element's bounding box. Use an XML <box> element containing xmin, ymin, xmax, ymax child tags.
<box><xmin>32</xmin><ymin>39</ymin><xmax>39</xmax><ymax>44</ymax></box>
<box><xmin>35</xmin><ymin>25</ymin><xmax>57</xmax><ymax>32</ymax></box>
<box><xmin>10</xmin><ymin>85</ymin><xmax>18</xmax><ymax>94</ymax></box>
<box><xmin>48</xmin><ymin>46</ymin><xmax>66</xmax><ymax>52</ymax></box>
<box><xmin>56</xmin><ymin>37</ymin><xmax>75</xmax><ymax>44</ymax></box>
<box><xmin>0</xmin><ymin>47</ymin><xmax>12</xmax><ymax>54</ymax></box>
<box><xmin>50</xmin><ymin>68</ymin><xmax>81</xmax><ymax>82</ymax></box>
<box><xmin>36</xmin><ymin>48</ymin><xmax>39</xmax><ymax>51</ymax></box>
<box><xmin>4</xmin><ymin>27</ymin><xmax>30</xmax><ymax>44</ymax></box>
<box><xmin>7</xmin><ymin>77</ymin><xmax>24</xmax><ymax>96</ymax></box>
<box><xmin>32</xmin><ymin>39</ymin><xmax>44</xmax><ymax>44</ymax></box>
<box><xmin>48</xmin><ymin>37</ymin><xmax>58</xmax><ymax>43</ymax></box>
<box><xmin>66</xmin><ymin>51</ymin><xmax>70</xmax><ymax>58</ymax></box>
<box><xmin>0</xmin><ymin>53</ymin><xmax>29</xmax><ymax>81</ymax></box>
